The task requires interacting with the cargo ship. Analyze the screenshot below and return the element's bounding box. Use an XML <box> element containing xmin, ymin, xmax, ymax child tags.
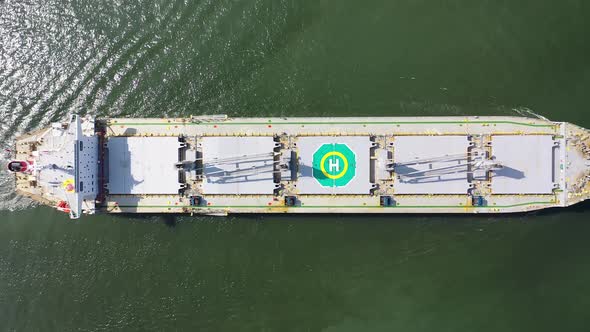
<box><xmin>7</xmin><ymin>114</ymin><xmax>590</xmax><ymax>219</ymax></box>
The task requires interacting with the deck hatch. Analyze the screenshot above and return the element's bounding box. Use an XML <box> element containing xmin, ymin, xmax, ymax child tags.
<box><xmin>106</xmin><ymin>137</ymin><xmax>182</xmax><ymax>194</ymax></box>
<box><xmin>491</xmin><ymin>135</ymin><xmax>556</xmax><ymax>194</ymax></box>
<box><xmin>201</xmin><ymin>137</ymin><xmax>277</xmax><ymax>194</ymax></box>
<box><xmin>297</xmin><ymin>136</ymin><xmax>373</xmax><ymax>194</ymax></box>
<box><xmin>393</xmin><ymin>136</ymin><xmax>470</xmax><ymax>194</ymax></box>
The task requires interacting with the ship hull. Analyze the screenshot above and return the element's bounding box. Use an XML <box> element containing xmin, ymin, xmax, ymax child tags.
<box><xmin>12</xmin><ymin>115</ymin><xmax>590</xmax><ymax>218</ymax></box>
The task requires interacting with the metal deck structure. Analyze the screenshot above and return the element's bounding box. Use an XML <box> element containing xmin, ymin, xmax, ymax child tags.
<box><xmin>11</xmin><ymin>115</ymin><xmax>590</xmax><ymax>218</ymax></box>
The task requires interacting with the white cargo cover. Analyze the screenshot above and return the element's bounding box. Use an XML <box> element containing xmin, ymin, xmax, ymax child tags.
<box><xmin>107</xmin><ymin>137</ymin><xmax>182</xmax><ymax>194</ymax></box>
<box><xmin>491</xmin><ymin>135</ymin><xmax>555</xmax><ymax>194</ymax></box>
<box><xmin>297</xmin><ymin>136</ymin><xmax>373</xmax><ymax>194</ymax></box>
<box><xmin>393</xmin><ymin>136</ymin><xmax>470</xmax><ymax>194</ymax></box>
<box><xmin>201</xmin><ymin>137</ymin><xmax>277</xmax><ymax>194</ymax></box>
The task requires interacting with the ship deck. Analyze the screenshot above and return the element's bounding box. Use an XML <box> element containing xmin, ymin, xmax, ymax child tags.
<box><xmin>13</xmin><ymin>115</ymin><xmax>590</xmax><ymax>218</ymax></box>
<box><xmin>93</xmin><ymin>116</ymin><xmax>590</xmax><ymax>216</ymax></box>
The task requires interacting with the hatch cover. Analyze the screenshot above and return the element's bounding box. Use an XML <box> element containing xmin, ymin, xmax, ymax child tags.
<box><xmin>297</xmin><ymin>136</ymin><xmax>373</xmax><ymax>194</ymax></box>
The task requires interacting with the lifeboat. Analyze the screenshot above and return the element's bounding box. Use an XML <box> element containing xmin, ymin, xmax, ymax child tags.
<box><xmin>6</xmin><ymin>160</ymin><xmax>31</xmax><ymax>173</ymax></box>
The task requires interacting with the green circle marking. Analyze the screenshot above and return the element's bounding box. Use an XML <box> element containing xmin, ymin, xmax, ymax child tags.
<box><xmin>312</xmin><ymin>143</ymin><xmax>356</xmax><ymax>187</ymax></box>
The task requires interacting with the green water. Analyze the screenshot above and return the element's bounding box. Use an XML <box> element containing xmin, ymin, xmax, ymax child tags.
<box><xmin>1</xmin><ymin>0</ymin><xmax>590</xmax><ymax>331</ymax></box>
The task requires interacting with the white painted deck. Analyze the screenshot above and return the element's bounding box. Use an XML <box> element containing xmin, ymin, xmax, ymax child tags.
<box><xmin>297</xmin><ymin>136</ymin><xmax>374</xmax><ymax>194</ymax></box>
<box><xmin>491</xmin><ymin>135</ymin><xmax>556</xmax><ymax>194</ymax></box>
<box><xmin>201</xmin><ymin>136</ymin><xmax>277</xmax><ymax>194</ymax></box>
<box><xmin>107</xmin><ymin>137</ymin><xmax>181</xmax><ymax>194</ymax></box>
<box><xmin>393</xmin><ymin>136</ymin><xmax>470</xmax><ymax>194</ymax></box>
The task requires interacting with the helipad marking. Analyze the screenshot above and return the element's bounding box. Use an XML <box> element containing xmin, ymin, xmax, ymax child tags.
<box><xmin>320</xmin><ymin>151</ymin><xmax>349</xmax><ymax>179</ymax></box>
<box><xmin>312</xmin><ymin>143</ymin><xmax>356</xmax><ymax>187</ymax></box>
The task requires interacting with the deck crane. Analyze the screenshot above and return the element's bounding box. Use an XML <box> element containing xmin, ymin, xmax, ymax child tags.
<box><xmin>391</xmin><ymin>151</ymin><xmax>503</xmax><ymax>182</ymax></box>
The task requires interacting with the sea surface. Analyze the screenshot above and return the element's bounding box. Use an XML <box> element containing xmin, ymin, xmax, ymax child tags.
<box><xmin>1</xmin><ymin>1</ymin><xmax>590</xmax><ymax>331</ymax></box>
